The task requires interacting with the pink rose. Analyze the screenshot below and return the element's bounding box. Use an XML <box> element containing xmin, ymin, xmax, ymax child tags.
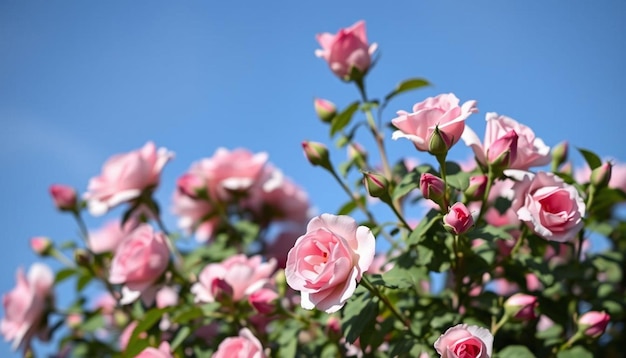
<box><xmin>248</xmin><ymin>287</ymin><xmax>279</xmax><ymax>314</ymax></box>
<box><xmin>392</xmin><ymin>93</ymin><xmax>478</xmax><ymax>152</ymax></box>
<box><xmin>171</xmin><ymin>189</ymin><xmax>219</xmax><ymax>242</ymax></box>
<box><xmin>420</xmin><ymin>173</ymin><xmax>446</xmax><ymax>205</ymax></box>
<box><xmin>212</xmin><ymin>328</ymin><xmax>265</xmax><ymax>358</ymax></box>
<box><xmin>49</xmin><ymin>184</ymin><xmax>78</xmax><ymax>211</ymax></box>
<box><xmin>1</xmin><ymin>263</ymin><xmax>54</xmax><ymax>351</ymax></box>
<box><xmin>84</xmin><ymin>142</ymin><xmax>173</xmax><ymax>216</ymax></box>
<box><xmin>510</xmin><ymin>171</ymin><xmax>585</xmax><ymax>242</ymax></box>
<box><xmin>504</xmin><ymin>293</ymin><xmax>538</xmax><ymax>321</ymax></box>
<box><xmin>462</xmin><ymin>113</ymin><xmax>550</xmax><ymax>170</ymax></box>
<box><xmin>191</xmin><ymin>254</ymin><xmax>276</xmax><ymax>303</ymax></box>
<box><xmin>88</xmin><ymin>219</ymin><xmax>138</xmax><ymax>254</ymax></box>
<box><xmin>109</xmin><ymin>224</ymin><xmax>170</xmax><ymax>304</ymax></box>
<box><xmin>315</xmin><ymin>20</ymin><xmax>377</xmax><ymax>81</ymax></box>
<box><xmin>285</xmin><ymin>214</ymin><xmax>376</xmax><ymax>313</ymax></box>
<box><xmin>578</xmin><ymin>311</ymin><xmax>610</xmax><ymax>338</ymax></box>
<box><xmin>434</xmin><ymin>324</ymin><xmax>493</xmax><ymax>358</ymax></box>
<box><xmin>136</xmin><ymin>341</ymin><xmax>173</xmax><ymax>358</ymax></box>
<box><xmin>443</xmin><ymin>202</ymin><xmax>474</xmax><ymax>235</ymax></box>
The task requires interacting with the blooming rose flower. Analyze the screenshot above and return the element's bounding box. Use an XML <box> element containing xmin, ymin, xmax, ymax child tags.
<box><xmin>88</xmin><ymin>218</ymin><xmax>139</xmax><ymax>254</ymax></box>
<box><xmin>285</xmin><ymin>214</ymin><xmax>376</xmax><ymax>313</ymax></box>
<box><xmin>462</xmin><ymin>113</ymin><xmax>550</xmax><ymax>170</ymax></box>
<box><xmin>84</xmin><ymin>142</ymin><xmax>173</xmax><ymax>216</ymax></box>
<box><xmin>136</xmin><ymin>341</ymin><xmax>173</xmax><ymax>358</ymax></box>
<box><xmin>509</xmin><ymin>171</ymin><xmax>585</xmax><ymax>242</ymax></box>
<box><xmin>109</xmin><ymin>224</ymin><xmax>170</xmax><ymax>304</ymax></box>
<box><xmin>443</xmin><ymin>202</ymin><xmax>474</xmax><ymax>235</ymax></box>
<box><xmin>392</xmin><ymin>93</ymin><xmax>478</xmax><ymax>152</ymax></box>
<box><xmin>315</xmin><ymin>20</ymin><xmax>377</xmax><ymax>81</ymax></box>
<box><xmin>434</xmin><ymin>324</ymin><xmax>493</xmax><ymax>358</ymax></box>
<box><xmin>1</xmin><ymin>263</ymin><xmax>54</xmax><ymax>351</ymax></box>
<box><xmin>578</xmin><ymin>311</ymin><xmax>610</xmax><ymax>338</ymax></box>
<box><xmin>212</xmin><ymin>328</ymin><xmax>265</xmax><ymax>358</ymax></box>
<box><xmin>49</xmin><ymin>184</ymin><xmax>78</xmax><ymax>211</ymax></box>
<box><xmin>192</xmin><ymin>254</ymin><xmax>276</xmax><ymax>303</ymax></box>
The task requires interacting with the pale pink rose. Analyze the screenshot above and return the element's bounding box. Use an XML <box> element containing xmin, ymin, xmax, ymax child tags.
<box><xmin>510</xmin><ymin>171</ymin><xmax>585</xmax><ymax>242</ymax></box>
<box><xmin>191</xmin><ymin>254</ymin><xmax>276</xmax><ymax>303</ymax></box>
<box><xmin>88</xmin><ymin>219</ymin><xmax>139</xmax><ymax>254</ymax></box>
<box><xmin>462</xmin><ymin>113</ymin><xmax>550</xmax><ymax>170</ymax></box>
<box><xmin>443</xmin><ymin>202</ymin><xmax>475</xmax><ymax>235</ymax></box>
<box><xmin>578</xmin><ymin>311</ymin><xmax>610</xmax><ymax>338</ymax></box>
<box><xmin>49</xmin><ymin>184</ymin><xmax>77</xmax><ymax>211</ymax></box>
<box><xmin>1</xmin><ymin>263</ymin><xmax>54</xmax><ymax>351</ymax></box>
<box><xmin>171</xmin><ymin>189</ymin><xmax>219</xmax><ymax>242</ymax></box>
<box><xmin>434</xmin><ymin>324</ymin><xmax>493</xmax><ymax>358</ymax></box>
<box><xmin>392</xmin><ymin>93</ymin><xmax>478</xmax><ymax>152</ymax></box>
<box><xmin>136</xmin><ymin>341</ymin><xmax>173</xmax><ymax>358</ymax></box>
<box><xmin>212</xmin><ymin>328</ymin><xmax>265</xmax><ymax>358</ymax></box>
<box><xmin>504</xmin><ymin>293</ymin><xmax>538</xmax><ymax>321</ymax></box>
<box><xmin>537</xmin><ymin>315</ymin><xmax>555</xmax><ymax>332</ymax></box>
<box><xmin>315</xmin><ymin>20</ymin><xmax>377</xmax><ymax>81</ymax></box>
<box><xmin>109</xmin><ymin>224</ymin><xmax>170</xmax><ymax>304</ymax></box>
<box><xmin>84</xmin><ymin>142</ymin><xmax>173</xmax><ymax>216</ymax></box>
<box><xmin>285</xmin><ymin>214</ymin><xmax>376</xmax><ymax>313</ymax></box>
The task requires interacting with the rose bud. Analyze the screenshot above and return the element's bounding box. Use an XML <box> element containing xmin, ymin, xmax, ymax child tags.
<box><xmin>420</xmin><ymin>173</ymin><xmax>446</xmax><ymax>204</ymax></box>
<box><xmin>504</xmin><ymin>293</ymin><xmax>538</xmax><ymax>321</ymax></box>
<box><xmin>30</xmin><ymin>236</ymin><xmax>53</xmax><ymax>256</ymax></box>
<box><xmin>248</xmin><ymin>288</ymin><xmax>279</xmax><ymax>314</ymax></box>
<box><xmin>577</xmin><ymin>311</ymin><xmax>610</xmax><ymax>338</ymax></box>
<box><xmin>428</xmin><ymin>125</ymin><xmax>452</xmax><ymax>156</ymax></box>
<box><xmin>487</xmin><ymin>130</ymin><xmax>518</xmax><ymax>170</ymax></box>
<box><xmin>443</xmin><ymin>202</ymin><xmax>474</xmax><ymax>235</ymax></box>
<box><xmin>551</xmin><ymin>141</ymin><xmax>568</xmax><ymax>169</ymax></box>
<box><xmin>314</xmin><ymin>98</ymin><xmax>337</xmax><ymax>123</ymax></box>
<box><xmin>302</xmin><ymin>141</ymin><xmax>331</xmax><ymax>170</ymax></box>
<box><xmin>590</xmin><ymin>162</ymin><xmax>612</xmax><ymax>189</ymax></box>
<box><xmin>363</xmin><ymin>171</ymin><xmax>390</xmax><ymax>201</ymax></box>
<box><xmin>49</xmin><ymin>184</ymin><xmax>78</xmax><ymax>212</ymax></box>
<box><xmin>465</xmin><ymin>175</ymin><xmax>488</xmax><ymax>201</ymax></box>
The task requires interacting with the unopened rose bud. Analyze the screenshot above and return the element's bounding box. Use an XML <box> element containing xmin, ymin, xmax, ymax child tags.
<box><xmin>487</xmin><ymin>130</ymin><xmax>518</xmax><ymax>170</ymax></box>
<box><xmin>314</xmin><ymin>98</ymin><xmax>337</xmax><ymax>123</ymax></box>
<box><xmin>428</xmin><ymin>126</ymin><xmax>451</xmax><ymax>156</ymax></box>
<box><xmin>248</xmin><ymin>288</ymin><xmax>279</xmax><ymax>314</ymax></box>
<box><xmin>66</xmin><ymin>313</ymin><xmax>83</xmax><ymax>329</ymax></box>
<box><xmin>177</xmin><ymin>173</ymin><xmax>206</xmax><ymax>199</ymax></box>
<box><xmin>74</xmin><ymin>248</ymin><xmax>91</xmax><ymax>267</ymax></box>
<box><xmin>551</xmin><ymin>141</ymin><xmax>568</xmax><ymax>169</ymax></box>
<box><xmin>420</xmin><ymin>173</ymin><xmax>445</xmax><ymax>203</ymax></box>
<box><xmin>302</xmin><ymin>141</ymin><xmax>332</xmax><ymax>170</ymax></box>
<box><xmin>363</xmin><ymin>171</ymin><xmax>390</xmax><ymax>200</ymax></box>
<box><xmin>30</xmin><ymin>236</ymin><xmax>53</xmax><ymax>256</ymax></box>
<box><xmin>49</xmin><ymin>184</ymin><xmax>78</xmax><ymax>212</ymax></box>
<box><xmin>577</xmin><ymin>311</ymin><xmax>610</xmax><ymax>338</ymax></box>
<box><xmin>504</xmin><ymin>293</ymin><xmax>538</xmax><ymax>321</ymax></box>
<box><xmin>443</xmin><ymin>202</ymin><xmax>474</xmax><ymax>235</ymax></box>
<box><xmin>210</xmin><ymin>278</ymin><xmax>234</xmax><ymax>302</ymax></box>
<box><xmin>590</xmin><ymin>162</ymin><xmax>612</xmax><ymax>189</ymax></box>
<box><xmin>465</xmin><ymin>175</ymin><xmax>488</xmax><ymax>201</ymax></box>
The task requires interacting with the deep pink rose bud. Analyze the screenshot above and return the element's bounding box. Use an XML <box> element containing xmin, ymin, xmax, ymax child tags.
<box><xmin>49</xmin><ymin>184</ymin><xmax>78</xmax><ymax>211</ymax></box>
<box><xmin>420</xmin><ymin>173</ymin><xmax>445</xmax><ymax>203</ymax></box>
<box><xmin>487</xmin><ymin>130</ymin><xmax>518</xmax><ymax>170</ymax></box>
<box><xmin>176</xmin><ymin>173</ymin><xmax>206</xmax><ymax>199</ymax></box>
<box><xmin>590</xmin><ymin>162</ymin><xmax>612</xmax><ymax>189</ymax></box>
<box><xmin>314</xmin><ymin>98</ymin><xmax>337</xmax><ymax>123</ymax></box>
<box><xmin>302</xmin><ymin>141</ymin><xmax>331</xmax><ymax>170</ymax></box>
<box><xmin>577</xmin><ymin>311</ymin><xmax>610</xmax><ymax>338</ymax></box>
<box><xmin>551</xmin><ymin>141</ymin><xmax>568</xmax><ymax>169</ymax></box>
<box><xmin>443</xmin><ymin>202</ymin><xmax>474</xmax><ymax>235</ymax></box>
<box><xmin>30</xmin><ymin>236</ymin><xmax>53</xmax><ymax>256</ymax></box>
<box><xmin>504</xmin><ymin>293</ymin><xmax>538</xmax><ymax>321</ymax></box>
<box><xmin>248</xmin><ymin>288</ymin><xmax>279</xmax><ymax>314</ymax></box>
<box><xmin>210</xmin><ymin>278</ymin><xmax>234</xmax><ymax>302</ymax></box>
<box><xmin>465</xmin><ymin>175</ymin><xmax>488</xmax><ymax>201</ymax></box>
<box><xmin>363</xmin><ymin>171</ymin><xmax>390</xmax><ymax>200</ymax></box>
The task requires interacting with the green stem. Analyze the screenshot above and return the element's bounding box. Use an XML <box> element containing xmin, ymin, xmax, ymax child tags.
<box><xmin>491</xmin><ymin>313</ymin><xmax>509</xmax><ymax>336</ymax></box>
<box><xmin>436</xmin><ymin>154</ymin><xmax>450</xmax><ymax>213</ymax></box>
<box><xmin>361</xmin><ymin>275</ymin><xmax>411</xmax><ymax>331</ymax></box>
<box><xmin>476</xmin><ymin>165</ymin><xmax>495</xmax><ymax>225</ymax></box>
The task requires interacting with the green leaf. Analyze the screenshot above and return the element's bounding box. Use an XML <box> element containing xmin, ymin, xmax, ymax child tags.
<box><xmin>556</xmin><ymin>346</ymin><xmax>593</xmax><ymax>358</ymax></box>
<box><xmin>407</xmin><ymin>209</ymin><xmax>442</xmax><ymax>245</ymax></box>
<box><xmin>392</xmin><ymin>169</ymin><xmax>422</xmax><ymax>201</ymax></box>
<box><xmin>337</xmin><ymin>197</ymin><xmax>365</xmax><ymax>216</ymax></box>
<box><xmin>341</xmin><ymin>288</ymin><xmax>379</xmax><ymax>344</ymax></box>
<box><xmin>55</xmin><ymin>267</ymin><xmax>77</xmax><ymax>284</ymax></box>
<box><xmin>445</xmin><ymin>161</ymin><xmax>470</xmax><ymax>191</ymax></box>
<box><xmin>171</xmin><ymin>326</ymin><xmax>192</xmax><ymax>350</ymax></box>
<box><xmin>384</xmin><ymin>78</ymin><xmax>430</xmax><ymax>103</ymax></box>
<box><xmin>577</xmin><ymin>147</ymin><xmax>602</xmax><ymax>170</ymax></box>
<box><xmin>330</xmin><ymin>101</ymin><xmax>360</xmax><ymax>137</ymax></box>
<box><xmin>496</xmin><ymin>345</ymin><xmax>536</xmax><ymax>358</ymax></box>
<box><xmin>80</xmin><ymin>314</ymin><xmax>105</xmax><ymax>332</ymax></box>
<box><xmin>125</xmin><ymin>307</ymin><xmax>171</xmax><ymax>356</ymax></box>
<box><xmin>76</xmin><ymin>271</ymin><xmax>93</xmax><ymax>292</ymax></box>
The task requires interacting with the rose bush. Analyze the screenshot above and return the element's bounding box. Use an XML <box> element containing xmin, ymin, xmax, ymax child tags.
<box><xmin>2</xmin><ymin>19</ymin><xmax>625</xmax><ymax>358</ymax></box>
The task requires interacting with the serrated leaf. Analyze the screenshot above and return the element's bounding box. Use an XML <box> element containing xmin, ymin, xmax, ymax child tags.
<box><xmin>330</xmin><ymin>101</ymin><xmax>360</xmax><ymax>137</ymax></box>
<box><xmin>496</xmin><ymin>345</ymin><xmax>536</xmax><ymax>358</ymax></box>
<box><xmin>577</xmin><ymin>147</ymin><xmax>602</xmax><ymax>170</ymax></box>
<box><xmin>384</xmin><ymin>78</ymin><xmax>430</xmax><ymax>103</ymax></box>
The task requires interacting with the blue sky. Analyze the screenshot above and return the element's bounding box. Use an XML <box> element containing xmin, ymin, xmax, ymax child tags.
<box><xmin>1</xmin><ymin>1</ymin><xmax>625</xmax><ymax>356</ymax></box>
